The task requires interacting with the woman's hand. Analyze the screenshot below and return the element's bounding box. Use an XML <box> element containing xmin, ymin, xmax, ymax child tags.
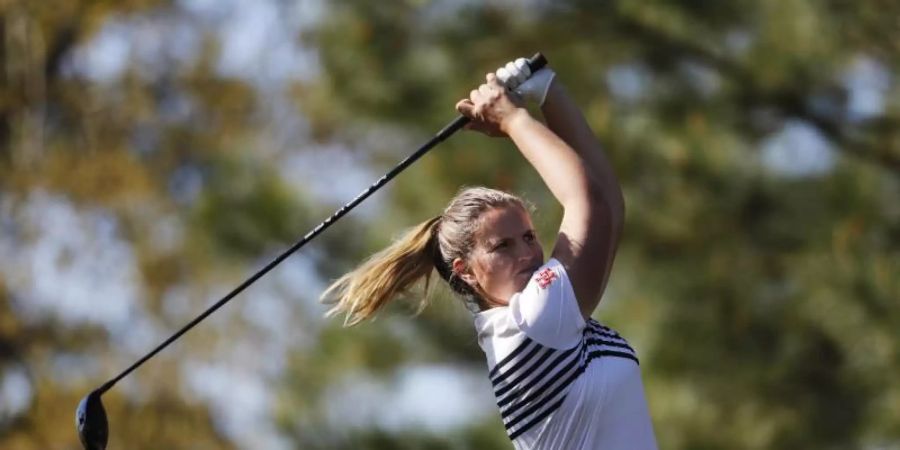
<box><xmin>496</xmin><ymin>58</ymin><xmax>556</xmax><ymax>107</ymax></box>
<box><xmin>455</xmin><ymin>73</ymin><xmax>529</xmax><ymax>137</ymax></box>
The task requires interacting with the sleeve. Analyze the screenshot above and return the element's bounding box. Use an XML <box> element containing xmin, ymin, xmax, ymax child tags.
<box><xmin>508</xmin><ymin>258</ymin><xmax>586</xmax><ymax>349</ymax></box>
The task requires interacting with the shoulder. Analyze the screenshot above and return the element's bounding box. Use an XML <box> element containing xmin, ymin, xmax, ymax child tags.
<box><xmin>510</xmin><ymin>258</ymin><xmax>586</xmax><ymax>349</ymax></box>
<box><xmin>474</xmin><ymin>258</ymin><xmax>586</xmax><ymax>364</ymax></box>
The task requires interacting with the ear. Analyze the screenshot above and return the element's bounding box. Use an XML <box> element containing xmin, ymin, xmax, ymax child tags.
<box><xmin>452</xmin><ymin>257</ymin><xmax>478</xmax><ymax>287</ymax></box>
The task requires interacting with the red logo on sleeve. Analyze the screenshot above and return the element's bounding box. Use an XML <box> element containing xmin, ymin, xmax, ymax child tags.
<box><xmin>535</xmin><ymin>268</ymin><xmax>558</xmax><ymax>289</ymax></box>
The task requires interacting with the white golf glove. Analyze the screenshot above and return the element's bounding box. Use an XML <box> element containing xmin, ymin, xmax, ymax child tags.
<box><xmin>495</xmin><ymin>57</ymin><xmax>556</xmax><ymax>106</ymax></box>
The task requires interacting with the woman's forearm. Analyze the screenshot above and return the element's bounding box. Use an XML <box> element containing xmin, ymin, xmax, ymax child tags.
<box><xmin>501</xmin><ymin>109</ymin><xmax>597</xmax><ymax>210</ymax></box>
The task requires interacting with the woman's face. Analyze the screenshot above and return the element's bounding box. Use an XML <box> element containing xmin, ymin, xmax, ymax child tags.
<box><xmin>454</xmin><ymin>206</ymin><xmax>545</xmax><ymax>307</ymax></box>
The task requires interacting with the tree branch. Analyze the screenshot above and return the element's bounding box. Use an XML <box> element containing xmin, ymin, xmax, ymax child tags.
<box><xmin>610</xmin><ymin>8</ymin><xmax>900</xmax><ymax>175</ymax></box>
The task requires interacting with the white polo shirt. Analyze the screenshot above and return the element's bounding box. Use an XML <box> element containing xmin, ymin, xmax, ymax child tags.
<box><xmin>474</xmin><ymin>258</ymin><xmax>658</xmax><ymax>450</ymax></box>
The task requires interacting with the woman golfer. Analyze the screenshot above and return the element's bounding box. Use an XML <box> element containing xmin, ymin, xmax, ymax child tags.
<box><xmin>322</xmin><ymin>57</ymin><xmax>658</xmax><ymax>449</ymax></box>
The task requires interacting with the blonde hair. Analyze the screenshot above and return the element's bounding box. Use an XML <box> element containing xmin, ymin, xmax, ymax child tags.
<box><xmin>321</xmin><ymin>186</ymin><xmax>530</xmax><ymax>326</ymax></box>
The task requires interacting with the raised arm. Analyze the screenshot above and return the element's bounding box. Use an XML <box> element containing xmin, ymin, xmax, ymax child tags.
<box><xmin>459</xmin><ymin>62</ymin><xmax>624</xmax><ymax>319</ymax></box>
<box><xmin>538</xmin><ymin>77</ymin><xmax>625</xmax><ymax>318</ymax></box>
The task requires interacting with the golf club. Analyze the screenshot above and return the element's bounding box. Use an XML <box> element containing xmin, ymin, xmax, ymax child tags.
<box><xmin>75</xmin><ymin>52</ymin><xmax>547</xmax><ymax>449</ymax></box>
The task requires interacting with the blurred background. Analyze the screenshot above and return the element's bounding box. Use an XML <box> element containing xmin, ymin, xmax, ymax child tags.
<box><xmin>1</xmin><ymin>0</ymin><xmax>898</xmax><ymax>448</ymax></box>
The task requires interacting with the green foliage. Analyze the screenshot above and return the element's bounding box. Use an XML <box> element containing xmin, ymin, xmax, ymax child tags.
<box><xmin>190</xmin><ymin>155</ymin><xmax>313</xmax><ymax>260</ymax></box>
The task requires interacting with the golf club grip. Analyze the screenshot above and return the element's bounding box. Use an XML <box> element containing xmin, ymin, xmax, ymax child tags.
<box><xmin>526</xmin><ymin>52</ymin><xmax>548</xmax><ymax>73</ymax></box>
<box><xmin>96</xmin><ymin>52</ymin><xmax>549</xmax><ymax>395</ymax></box>
<box><xmin>436</xmin><ymin>52</ymin><xmax>548</xmax><ymax>138</ymax></box>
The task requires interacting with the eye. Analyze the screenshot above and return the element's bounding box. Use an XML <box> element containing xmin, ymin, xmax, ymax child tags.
<box><xmin>491</xmin><ymin>240</ymin><xmax>510</xmax><ymax>252</ymax></box>
<box><xmin>524</xmin><ymin>231</ymin><xmax>536</xmax><ymax>243</ymax></box>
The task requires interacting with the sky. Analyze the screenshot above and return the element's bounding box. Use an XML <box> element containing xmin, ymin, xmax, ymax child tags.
<box><xmin>1</xmin><ymin>0</ymin><xmax>893</xmax><ymax>448</ymax></box>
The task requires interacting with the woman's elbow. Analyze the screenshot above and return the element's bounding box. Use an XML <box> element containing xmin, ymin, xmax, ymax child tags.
<box><xmin>587</xmin><ymin>183</ymin><xmax>625</xmax><ymax>233</ymax></box>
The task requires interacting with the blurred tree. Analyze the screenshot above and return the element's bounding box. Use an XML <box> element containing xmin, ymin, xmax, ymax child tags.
<box><xmin>1</xmin><ymin>0</ymin><xmax>898</xmax><ymax>449</ymax></box>
<box><xmin>0</xmin><ymin>0</ymin><xmax>295</xmax><ymax>447</ymax></box>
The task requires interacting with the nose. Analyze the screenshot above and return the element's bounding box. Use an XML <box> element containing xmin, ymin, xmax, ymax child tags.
<box><xmin>518</xmin><ymin>238</ymin><xmax>541</xmax><ymax>263</ymax></box>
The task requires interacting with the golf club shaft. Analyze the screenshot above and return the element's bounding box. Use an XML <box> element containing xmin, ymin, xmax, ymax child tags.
<box><xmin>98</xmin><ymin>52</ymin><xmax>547</xmax><ymax>394</ymax></box>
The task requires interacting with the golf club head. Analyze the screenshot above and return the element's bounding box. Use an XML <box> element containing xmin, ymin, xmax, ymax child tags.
<box><xmin>76</xmin><ymin>389</ymin><xmax>108</xmax><ymax>450</ymax></box>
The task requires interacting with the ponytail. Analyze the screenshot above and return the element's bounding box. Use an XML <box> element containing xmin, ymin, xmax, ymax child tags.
<box><xmin>321</xmin><ymin>216</ymin><xmax>442</xmax><ymax>326</ymax></box>
<box><xmin>322</xmin><ymin>186</ymin><xmax>530</xmax><ymax>324</ymax></box>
